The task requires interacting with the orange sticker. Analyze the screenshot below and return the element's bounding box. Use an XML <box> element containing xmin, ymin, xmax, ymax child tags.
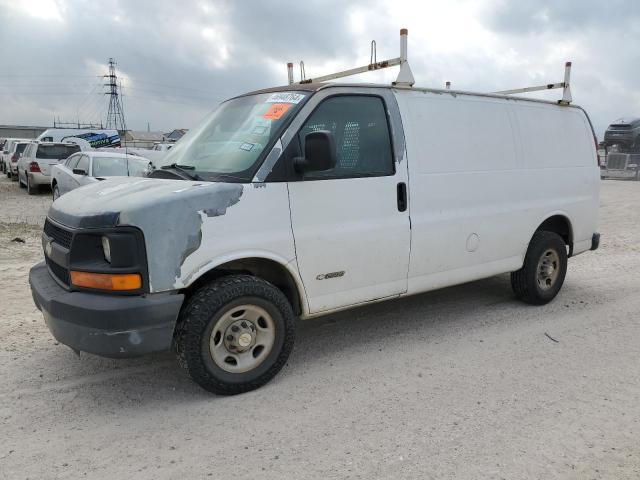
<box><xmin>263</xmin><ymin>103</ymin><xmax>291</xmax><ymax>120</ymax></box>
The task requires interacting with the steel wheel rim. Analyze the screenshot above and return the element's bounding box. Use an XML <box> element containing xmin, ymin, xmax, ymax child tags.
<box><xmin>209</xmin><ymin>304</ymin><xmax>276</xmax><ymax>373</ymax></box>
<box><xmin>536</xmin><ymin>248</ymin><xmax>560</xmax><ymax>291</ymax></box>
<box><xmin>53</xmin><ymin>186</ymin><xmax>59</xmax><ymax>200</ymax></box>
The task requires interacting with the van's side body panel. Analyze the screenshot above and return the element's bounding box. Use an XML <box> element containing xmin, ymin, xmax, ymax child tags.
<box><xmin>393</xmin><ymin>89</ymin><xmax>599</xmax><ymax>295</ymax></box>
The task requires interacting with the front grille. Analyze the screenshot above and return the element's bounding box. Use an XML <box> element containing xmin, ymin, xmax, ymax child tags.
<box><xmin>46</xmin><ymin>256</ymin><xmax>70</xmax><ymax>286</ymax></box>
<box><xmin>44</xmin><ymin>218</ymin><xmax>72</xmax><ymax>249</ymax></box>
<box><xmin>607</xmin><ymin>154</ymin><xmax>628</xmax><ymax>170</ymax></box>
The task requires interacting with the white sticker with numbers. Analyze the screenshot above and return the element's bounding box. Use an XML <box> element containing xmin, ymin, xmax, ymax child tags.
<box><xmin>265</xmin><ymin>92</ymin><xmax>306</xmax><ymax>104</ymax></box>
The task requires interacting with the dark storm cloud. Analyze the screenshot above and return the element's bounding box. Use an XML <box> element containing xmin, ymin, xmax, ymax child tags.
<box><xmin>1</xmin><ymin>0</ymin><xmax>639</xmax><ymax>136</ymax></box>
<box><xmin>0</xmin><ymin>0</ymin><xmax>356</xmax><ymax>130</ymax></box>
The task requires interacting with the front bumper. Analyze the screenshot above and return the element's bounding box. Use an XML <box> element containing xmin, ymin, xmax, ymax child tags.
<box><xmin>29</xmin><ymin>261</ymin><xmax>184</xmax><ymax>358</ymax></box>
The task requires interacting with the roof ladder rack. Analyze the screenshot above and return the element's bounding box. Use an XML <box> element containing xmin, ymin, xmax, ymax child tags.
<box><xmin>492</xmin><ymin>62</ymin><xmax>573</xmax><ymax>105</ymax></box>
<box><xmin>287</xmin><ymin>28</ymin><xmax>415</xmax><ymax>87</ymax></box>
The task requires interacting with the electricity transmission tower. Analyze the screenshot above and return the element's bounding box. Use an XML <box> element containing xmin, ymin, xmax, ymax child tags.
<box><xmin>104</xmin><ymin>58</ymin><xmax>127</xmax><ymax>131</ymax></box>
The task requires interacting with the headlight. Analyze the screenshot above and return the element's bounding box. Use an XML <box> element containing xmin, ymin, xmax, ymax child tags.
<box><xmin>101</xmin><ymin>236</ymin><xmax>111</xmax><ymax>263</ymax></box>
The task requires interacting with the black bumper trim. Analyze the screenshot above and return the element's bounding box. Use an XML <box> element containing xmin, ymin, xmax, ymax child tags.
<box><xmin>29</xmin><ymin>261</ymin><xmax>184</xmax><ymax>358</ymax></box>
<box><xmin>591</xmin><ymin>233</ymin><xmax>601</xmax><ymax>251</ymax></box>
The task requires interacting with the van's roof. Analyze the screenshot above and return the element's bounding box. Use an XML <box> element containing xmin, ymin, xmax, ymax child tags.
<box><xmin>242</xmin><ymin>82</ymin><xmax>582</xmax><ymax>109</ymax></box>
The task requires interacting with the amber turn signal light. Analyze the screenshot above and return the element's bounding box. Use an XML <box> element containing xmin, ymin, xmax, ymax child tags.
<box><xmin>70</xmin><ymin>271</ymin><xmax>142</xmax><ymax>291</ymax></box>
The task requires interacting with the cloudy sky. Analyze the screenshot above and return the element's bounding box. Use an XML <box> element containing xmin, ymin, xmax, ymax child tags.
<box><xmin>0</xmin><ymin>0</ymin><xmax>639</xmax><ymax>137</ymax></box>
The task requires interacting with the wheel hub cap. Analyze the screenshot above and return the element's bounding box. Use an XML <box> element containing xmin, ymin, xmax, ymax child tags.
<box><xmin>223</xmin><ymin>320</ymin><xmax>256</xmax><ymax>353</ymax></box>
<box><xmin>209</xmin><ymin>304</ymin><xmax>276</xmax><ymax>373</ymax></box>
<box><xmin>537</xmin><ymin>249</ymin><xmax>560</xmax><ymax>291</ymax></box>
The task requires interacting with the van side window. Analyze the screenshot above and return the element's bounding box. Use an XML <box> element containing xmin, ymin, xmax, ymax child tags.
<box><xmin>298</xmin><ymin>95</ymin><xmax>394</xmax><ymax>179</ymax></box>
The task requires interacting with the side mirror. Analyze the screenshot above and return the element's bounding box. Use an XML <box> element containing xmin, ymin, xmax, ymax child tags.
<box><xmin>73</xmin><ymin>168</ymin><xmax>87</xmax><ymax>175</ymax></box>
<box><xmin>294</xmin><ymin>130</ymin><xmax>337</xmax><ymax>174</ymax></box>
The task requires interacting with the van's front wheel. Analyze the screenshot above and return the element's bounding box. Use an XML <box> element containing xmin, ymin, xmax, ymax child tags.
<box><xmin>511</xmin><ymin>231</ymin><xmax>567</xmax><ymax>305</ymax></box>
<box><xmin>174</xmin><ymin>275</ymin><xmax>296</xmax><ymax>395</ymax></box>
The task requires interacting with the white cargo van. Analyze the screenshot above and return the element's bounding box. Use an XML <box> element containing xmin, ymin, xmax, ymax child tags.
<box><xmin>37</xmin><ymin>128</ymin><xmax>120</xmax><ymax>148</ymax></box>
<box><xmin>29</xmin><ymin>33</ymin><xmax>600</xmax><ymax>395</ymax></box>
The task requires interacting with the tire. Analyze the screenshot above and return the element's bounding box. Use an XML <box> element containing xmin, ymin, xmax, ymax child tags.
<box><xmin>18</xmin><ymin>172</ymin><xmax>26</xmax><ymax>188</ymax></box>
<box><xmin>27</xmin><ymin>174</ymin><xmax>36</xmax><ymax>195</ymax></box>
<box><xmin>511</xmin><ymin>231</ymin><xmax>568</xmax><ymax>305</ymax></box>
<box><xmin>174</xmin><ymin>274</ymin><xmax>296</xmax><ymax>395</ymax></box>
<box><xmin>52</xmin><ymin>184</ymin><xmax>60</xmax><ymax>200</ymax></box>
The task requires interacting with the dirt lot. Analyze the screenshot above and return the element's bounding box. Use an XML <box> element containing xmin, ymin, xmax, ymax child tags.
<box><xmin>1</xmin><ymin>176</ymin><xmax>639</xmax><ymax>479</ymax></box>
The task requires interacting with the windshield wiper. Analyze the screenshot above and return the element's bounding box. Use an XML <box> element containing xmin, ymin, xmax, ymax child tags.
<box><xmin>160</xmin><ymin>163</ymin><xmax>203</xmax><ymax>181</ymax></box>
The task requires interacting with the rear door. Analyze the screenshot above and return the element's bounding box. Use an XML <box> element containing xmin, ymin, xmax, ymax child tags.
<box><xmin>285</xmin><ymin>91</ymin><xmax>410</xmax><ymax>313</ymax></box>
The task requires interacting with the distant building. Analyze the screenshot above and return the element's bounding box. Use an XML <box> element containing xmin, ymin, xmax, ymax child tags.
<box><xmin>165</xmin><ymin>129</ymin><xmax>188</xmax><ymax>141</ymax></box>
<box><xmin>121</xmin><ymin>130</ymin><xmax>166</xmax><ymax>149</ymax></box>
<box><xmin>0</xmin><ymin>125</ymin><xmax>48</xmax><ymax>139</ymax></box>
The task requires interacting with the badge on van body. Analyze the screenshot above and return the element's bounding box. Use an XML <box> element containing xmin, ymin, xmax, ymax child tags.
<box><xmin>316</xmin><ymin>271</ymin><xmax>345</xmax><ymax>281</ymax></box>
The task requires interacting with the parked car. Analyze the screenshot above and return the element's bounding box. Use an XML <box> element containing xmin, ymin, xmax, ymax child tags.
<box><xmin>30</xmin><ymin>82</ymin><xmax>600</xmax><ymax>395</ymax></box>
<box><xmin>17</xmin><ymin>142</ymin><xmax>82</xmax><ymax>194</ymax></box>
<box><xmin>1</xmin><ymin>138</ymin><xmax>30</xmax><ymax>174</ymax></box>
<box><xmin>51</xmin><ymin>151</ymin><xmax>151</xmax><ymax>199</ymax></box>
<box><xmin>4</xmin><ymin>141</ymin><xmax>30</xmax><ymax>179</ymax></box>
<box><xmin>603</xmin><ymin>117</ymin><xmax>640</xmax><ymax>153</ymax></box>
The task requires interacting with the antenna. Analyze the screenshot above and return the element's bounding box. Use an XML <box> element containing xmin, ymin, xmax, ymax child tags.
<box><xmin>104</xmin><ymin>58</ymin><xmax>127</xmax><ymax>131</ymax></box>
<box><xmin>287</xmin><ymin>28</ymin><xmax>415</xmax><ymax>87</ymax></box>
<box><xmin>492</xmin><ymin>62</ymin><xmax>573</xmax><ymax>105</ymax></box>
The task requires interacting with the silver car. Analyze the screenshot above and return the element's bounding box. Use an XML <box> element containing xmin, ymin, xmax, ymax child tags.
<box><xmin>51</xmin><ymin>151</ymin><xmax>151</xmax><ymax>199</ymax></box>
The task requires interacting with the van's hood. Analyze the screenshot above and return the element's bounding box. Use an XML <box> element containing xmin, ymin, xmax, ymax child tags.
<box><xmin>49</xmin><ymin>177</ymin><xmax>244</xmax><ymax>229</ymax></box>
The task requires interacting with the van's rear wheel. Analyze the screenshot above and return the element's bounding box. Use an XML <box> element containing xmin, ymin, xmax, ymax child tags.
<box><xmin>174</xmin><ymin>274</ymin><xmax>295</xmax><ymax>395</ymax></box>
<box><xmin>511</xmin><ymin>231</ymin><xmax>567</xmax><ymax>305</ymax></box>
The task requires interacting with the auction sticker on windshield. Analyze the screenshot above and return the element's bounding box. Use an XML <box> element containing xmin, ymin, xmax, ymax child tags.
<box><xmin>266</xmin><ymin>92</ymin><xmax>306</xmax><ymax>104</ymax></box>
<box><xmin>263</xmin><ymin>103</ymin><xmax>292</xmax><ymax>120</ymax></box>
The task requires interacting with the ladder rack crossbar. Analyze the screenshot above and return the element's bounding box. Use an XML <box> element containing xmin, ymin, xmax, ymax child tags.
<box><xmin>288</xmin><ymin>28</ymin><xmax>414</xmax><ymax>87</ymax></box>
<box><xmin>298</xmin><ymin>58</ymin><xmax>401</xmax><ymax>84</ymax></box>
<box><xmin>493</xmin><ymin>82</ymin><xmax>566</xmax><ymax>95</ymax></box>
<box><xmin>491</xmin><ymin>62</ymin><xmax>572</xmax><ymax>104</ymax></box>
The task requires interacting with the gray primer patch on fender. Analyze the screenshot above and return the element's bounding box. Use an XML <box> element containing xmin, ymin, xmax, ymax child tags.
<box><xmin>118</xmin><ymin>183</ymin><xmax>243</xmax><ymax>291</ymax></box>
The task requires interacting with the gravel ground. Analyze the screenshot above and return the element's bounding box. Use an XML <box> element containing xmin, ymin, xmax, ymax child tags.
<box><xmin>1</xmin><ymin>176</ymin><xmax>639</xmax><ymax>479</ymax></box>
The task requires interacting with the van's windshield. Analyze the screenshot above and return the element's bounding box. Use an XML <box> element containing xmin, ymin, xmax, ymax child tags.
<box><xmin>161</xmin><ymin>91</ymin><xmax>310</xmax><ymax>181</ymax></box>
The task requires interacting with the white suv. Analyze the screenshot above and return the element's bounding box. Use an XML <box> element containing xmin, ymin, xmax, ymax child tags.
<box><xmin>17</xmin><ymin>142</ymin><xmax>82</xmax><ymax>194</ymax></box>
